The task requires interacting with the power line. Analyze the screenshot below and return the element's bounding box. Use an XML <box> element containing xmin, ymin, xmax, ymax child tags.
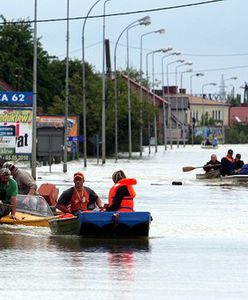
<box><xmin>152</xmin><ymin>65</ymin><xmax>248</xmax><ymax>76</ymax></box>
<box><xmin>0</xmin><ymin>0</ymin><xmax>224</xmax><ymax>25</ymax></box>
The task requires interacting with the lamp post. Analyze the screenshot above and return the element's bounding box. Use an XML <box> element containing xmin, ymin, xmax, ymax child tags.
<box><xmin>201</xmin><ymin>82</ymin><xmax>216</xmax><ymax>126</ymax></box>
<box><xmin>161</xmin><ymin>52</ymin><xmax>180</xmax><ymax>150</ymax></box>
<box><xmin>175</xmin><ymin>62</ymin><xmax>192</xmax><ymax>148</ymax></box>
<box><xmin>151</xmin><ymin>48</ymin><xmax>172</xmax><ymax>152</ymax></box>
<box><xmin>101</xmin><ymin>0</ymin><xmax>110</xmax><ymax>165</ymax></box>
<box><xmin>189</xmin><ymin>73</ymin><xmax>204</xmax><ymax>145</ymax></box>
<box><xmin>114</xmin><ymin>16</ymin><xmax>151</xmax><ymax>162</ymax></box>
<box><xmin>82</xmin><ymin>0</ymin><xmax>102</xmax><ymax>168</ymax></box>
<box><xmin>180</xmin><ymin>68</ymin><xmax>192</xmax><ymax>147</ymax></box>
<box><xmin>127</xmin><ymin>17</ymin><xmax>151</xmax><ymax>159</ymax></box>
<box><xmin>63</xmin><ymin>0</ymin><xmax>70</xmax><ymax>173</ymax></box>
<box><xmin>221</xmin><ymin>76</ymin><xmax>237</xmax><ymax>143</ymax></box>
<box><xmin>139</xmin><ymin>28</ymin><xmax>165</xmax><ymax>157</ymax></box>
<box><xmin>31</xmin><ymin>0</ymin><xmax>37</xmax><ymax>179</ymax></box>
<box><xmin>166</xmin><ymin>59</ymin><xmax>184</xmax><ymax>149</ymax></box>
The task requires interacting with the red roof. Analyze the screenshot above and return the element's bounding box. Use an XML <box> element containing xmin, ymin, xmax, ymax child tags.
<box><xmin>0</xmin><ymin>80</ymin><xmax>13</xmax><ymax>91</ymax></box>
<box><xmin>121</xmin><ymin>74</ymin><xmax>168</xmax><ymax>106</ymax></box>
<box><xmin>230</xmin><ymin>107</ymin><xmax>248</xmax><ymax>125</ymax></box>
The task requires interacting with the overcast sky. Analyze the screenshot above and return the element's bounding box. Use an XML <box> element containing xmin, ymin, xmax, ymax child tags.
<box><xmin>1</xmin><ymin>0</ymin><xmax>247</xmax><ymax>99</ymax></box>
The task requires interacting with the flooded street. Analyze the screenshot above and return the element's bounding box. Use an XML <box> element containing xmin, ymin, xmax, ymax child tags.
<box><xmin>1</xmin><ymin>144</ymin><xmax>248</xmax><ymax>300</ymax></box>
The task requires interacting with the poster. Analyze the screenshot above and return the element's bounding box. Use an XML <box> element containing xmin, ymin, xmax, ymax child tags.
<box><xmin>0</xmin><ymin>108</ymin><xmax>32</xmax><ymax>161</ymax></box>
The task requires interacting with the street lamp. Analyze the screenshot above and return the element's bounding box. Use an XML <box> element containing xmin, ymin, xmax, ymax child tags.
<box><xmin>82</xmin><ymin>0</ymin><xmax>102</xmax><ymax>168</ymax></box>
<box><xmin>175</xmin><ymin>62</ymin><xmax>192</xmax><ymax>148</ymax></box>
<box><xmin>161</xmin><ymin>52</ymin><xmax>180</xmax><ymax>150</ymax></box>
<box><xmin>180</xmin><ymin>68</ymin><xmax>192</xmax><ymax>147</ymax></box>
<box><xmin>166</xmin><ymin>59</ymin><xmax>184</xmax><ymax>149</ymax></box>
<box><xmin>127</xmin><ymin>18</ymin><xmax>151</xmax><ymax>159</ymax></box>
<box><xmin>139</xmin><ymin>28</ymin><xmax>165</xmax><ymax>157</ymax></box>
<box><xmin>190</xmin><ymin>72</ymin><xmax>204</xmax><ymax>95</ymax></box>
<box><xmin>151</xmin><ymin>48</ymin><xmax>172</xmax><ymax>153</ymax></box>
<box><xmin>63</xmin><ymin>0</ymin><xmax>70</xmax><ymax>173</ymax></box>
<box><xmin>201</xmin><ymin>82</ymin><xmax>216</xmax><ymax>126</ymax></box>
<box><xmin>114</xmin><ymin>16</ymin><xmax>151</xmax><ymax>162</ymax></box>
<box><xmin>101</xmin><ymin>0</ymin><xmax>110</xmax><ymax>165</ymax></box>
<box><xmin>31</xmin><ymin>0</ymin><xmax>38</xmax><ymax>179</ymax></box>
<box><xmin>221</xmin><ymin>76</ymin><xmax>237</xmax><ymax>143</ymax></box>
<box><xmin>189</xmin><ymin>73</ymin><xmax>204</xmax><ymax>146</ymax></box>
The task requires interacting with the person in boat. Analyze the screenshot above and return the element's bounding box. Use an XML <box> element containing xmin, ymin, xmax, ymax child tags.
<box><xmin>3</xmin><ymin>162</ymin><xmax>37</xmax><ymax>196</ymax></box>
<box><xmin>234</xmin><ymin>153</ymin><xmax>244</xmax><ymax>174</ymax></box>
<box><xmin>204</xmin><ymin>138</ymin><xmax>212</xmax><ymax>146</ymax></box>
<box><xmin>56</xmin><ymin>172</ymin><xmax>103</xmax><ymax>215</ymax></box>
<box><xmin>203</xmin><ymin>154</ymin><xmax>221</xmax><ymax>173</ymax></box>
<box><xmin>0</xmin><ymin>168</ymin><xmax>18</xmax><ymax>220</ymax></box>
<box><xmin>238</xmin><ymin>163</ymin><xmax>248</xmax><ymax>175</ymax></box>
<box><xmin>211</xmin><ymin>137</ymin><xmax>218</xmax><ymax>147</ymax></box>
<box><xmin>106</xmin><ymin>170</ymin><xmax>137</xmax><ymax>212</ymax></box>
<box><xmin>220</xmin><ymin>149</ymin><xmax>235</xmax><ymax>176</ymax></box>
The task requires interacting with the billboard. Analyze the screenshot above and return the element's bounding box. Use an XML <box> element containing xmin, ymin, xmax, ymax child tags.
<box><xmin>0</xmin><ymin>108</ymin><xmax>33</xmax><ymax>161</ymax></box>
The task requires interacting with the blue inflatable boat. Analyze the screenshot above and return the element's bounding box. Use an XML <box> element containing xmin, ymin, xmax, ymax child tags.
<box><xmin>48</xmin><ymin>211</ymin><xmax>152</xmax><ymax>238</ymax></box>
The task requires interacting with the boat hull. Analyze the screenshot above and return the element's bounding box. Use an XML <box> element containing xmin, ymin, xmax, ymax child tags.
<box><xmin>0</xmin><ymin>211</ymin><xmax>55</xmax><ymax>227</ymax></box>
<box><xmin>221</xmin><ymin>175</ymin><xmax>248</xmax><ymax>184</ymax></box>
<box><xmin>196</xmin><ymin>169</ymin><xmax>220</xmax><ymax>179</ymax></box>
<box><xmin>49</xmin><ymin>211</ymin><xmax>152</xmax><ymax>238</ymax></box>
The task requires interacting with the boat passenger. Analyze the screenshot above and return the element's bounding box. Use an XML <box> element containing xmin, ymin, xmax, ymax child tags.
<box><xmin>203</xmin><ymin>154</ymin><xmax>221</xmax><ymax>173</ymax></box>
<box><xmin>56</xmin><ymin>172</ymin><xmax>103</xmax><ymax>215</ymax></box>
<box><xmin>238</xmin><ymin>163</ymin><xmax>248</xmax><ymax>175</ymax></box>
<box><xmin>220</xmin><ymin>149</ymin><xmax>235</xmax><ymax>176</ymax></box>
<box><xmin>0</xmin><ymin>168</ymin><xmax>18</xmax><ymax>220</ymax></box>
<box><xmin>204</xmin><ymin>138</ymin><xmax>212</xmax><ymax>146</ymax></box>
<box><xmin>234</xmin><ymin>153</ymin><xmax>244</xmax><ymax>174</ymax></box>
<box><xmin>212</xmin><ymin>138</ymin><xmax>218</xmax><ymax>147</ymax></box>
<box><xmin>3</xmin><ymin>162</ymin><xmax>37</xmax><ymax>195</ymax></box>
<box><xmin>106</xmin><ymin>170</ymin><xmax>137</xmax><ymax>212</ymax></box>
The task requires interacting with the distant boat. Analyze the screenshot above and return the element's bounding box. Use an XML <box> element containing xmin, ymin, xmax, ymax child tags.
<box><xmin>201</xmin><ymin>142</ymin><xmax>218</xmax><ymax>149</ymax></box>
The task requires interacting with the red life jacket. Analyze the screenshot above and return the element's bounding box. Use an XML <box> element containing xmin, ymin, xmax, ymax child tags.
<box><xmin>67</xmin><ymin>188</ymin><xmax>90</xmax><ymax>212</ymax></box>
<box><xmin>108</xmin><ymin>178</ymin><xmax>137</xmax><ymax>212</ymax></box>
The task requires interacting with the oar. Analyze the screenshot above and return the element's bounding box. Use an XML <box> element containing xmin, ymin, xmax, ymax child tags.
<box><xmin>182</xmin><ymin>166</ymin><xmax>204</xmax><ymax>172</ymax></box>
<box><xmin>182</xmin><ymin>164</ymin><xmax>221</xmax><ymax>172</ymax></box>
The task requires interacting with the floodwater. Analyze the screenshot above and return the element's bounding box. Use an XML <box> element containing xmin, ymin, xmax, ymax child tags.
<box><xmin>1</xmin><ymin>144</ymin><xmax>248</xmax><ymax>300</ymax></box>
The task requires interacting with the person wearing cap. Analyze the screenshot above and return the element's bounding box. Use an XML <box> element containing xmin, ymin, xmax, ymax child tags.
<box><xmin>56</xmin><ymin>172</ymin><xmax>103</xmax><ymax>215</ymax></box>
<box><xmin>234</xmin><ymin>153</ymin><xmax>244</xmax><ymax>174</ymax></box>
<box><xmin>2</xmin><ymin>162</ymin><xmax>37</xmax><ymax>195</ymax></box>
<box><xmin>106</xmin><ymin>170</ymin><xmax>137</xmax><ymax>212</ymax></box>
<box><xmin>0</xmin><ymin>168</ymin><xmax>18</xmax><ymax>220</ymax></box>
<box><xmin>220</xmin><ymin>149</ymin><xmax>235</xmax><ymax>176</ymax></box>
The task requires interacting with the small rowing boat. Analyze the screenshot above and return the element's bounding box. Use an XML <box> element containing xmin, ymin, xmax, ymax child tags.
<box><xmin>196</xmin><ymin>169</ymin><xmax>220</xmax><ymax>179</ymax></box>
<box><xmin>49</xmin><ymin>211</ymin><xmax>152</xmax><ymax>238</ymax></box>
<box><xmin>0</xmin><ymin>194</ymin><xmax>56</xmax><ymax>227</ymax></box>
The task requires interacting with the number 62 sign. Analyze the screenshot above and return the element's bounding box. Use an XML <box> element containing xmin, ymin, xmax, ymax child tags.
<box><xmin>0</xmin><ymin>92</ymin><xmax>33</xmax><ymax>106</ymax></box>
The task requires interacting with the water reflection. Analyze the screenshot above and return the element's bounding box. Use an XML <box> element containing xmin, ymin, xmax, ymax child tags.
<box><xmin>48</xmin><ymin>236</ymin><xmax>150</xmax><ymax>253</ymax></box>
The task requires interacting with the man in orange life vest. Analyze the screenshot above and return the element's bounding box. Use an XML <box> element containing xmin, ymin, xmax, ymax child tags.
<box><xmin>220</xmin><ymin>149</ymin><xmax>235</xmax><ymax>176</ymax></box>
<box><xmin>106</xmin><ymin>170</ymin><xmax>137</xmax><ymax>212</ymax></box>
<box><xmin>56</xmin><ymin>172</ymin><xmax>103</xmax><ymax>215</ymax></box>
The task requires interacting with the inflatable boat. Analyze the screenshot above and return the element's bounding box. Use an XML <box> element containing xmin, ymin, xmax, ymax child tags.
<box><xmin>49</xmin><ymin>211</ymin><xmax>152</xmax><ymax>238</ymax></box>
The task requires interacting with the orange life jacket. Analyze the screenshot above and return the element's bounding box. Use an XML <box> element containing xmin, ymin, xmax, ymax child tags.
<box><xmin>225</xmin><ymin>156</ymin><xmax>234</xmax><ymax>163</ymax></box>
<box><xmin>108</xmin><ymin>178</ymin><xmax>137</xmax><ymax>212</ymax></box>
<box><xmin>67</xmin><ymin>188</ymin><xmax>90</xmax><ymax>212</ymax></box>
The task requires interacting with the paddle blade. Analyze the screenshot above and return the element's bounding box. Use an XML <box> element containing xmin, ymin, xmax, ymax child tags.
<box><xmin>182</xmin><ymin>166</ymin><xmax>196</xmax><ymax>172</ymax></box>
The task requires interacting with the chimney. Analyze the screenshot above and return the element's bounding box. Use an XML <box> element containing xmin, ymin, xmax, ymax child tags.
<box><xmin>179</xmin><ymin>88</ymin><xmax>186</xmax><ymax>94</ymax></box>
<box><xmin>163</xmin><ymin>86</ymin><xmax>177</xmax><ymax>94</ymax></box>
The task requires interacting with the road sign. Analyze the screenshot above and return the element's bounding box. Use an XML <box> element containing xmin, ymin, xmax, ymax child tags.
<box><xmin>0</xmin><ymin>92</ymin><xmax>33</xmax><ymax>106</ymax></box>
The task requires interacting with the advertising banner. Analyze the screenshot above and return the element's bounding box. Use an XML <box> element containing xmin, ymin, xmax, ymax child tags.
<box><xmin>0</xmin><ymin>108</ymin><xmax>32</xmax><ymax>161</ymax></box>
